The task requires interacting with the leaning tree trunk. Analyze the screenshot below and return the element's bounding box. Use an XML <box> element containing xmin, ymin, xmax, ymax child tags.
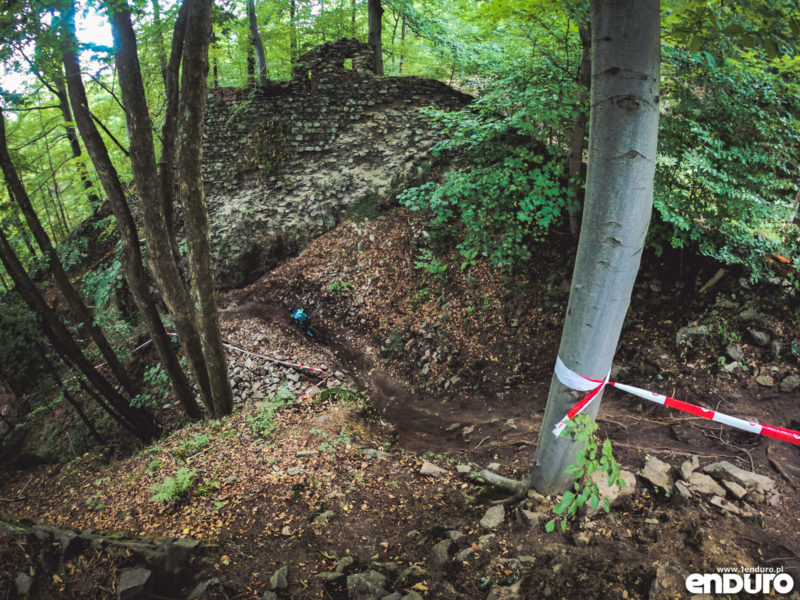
<box><xmin>60</xmin><ymin>1</ymin><xmax>201</xmax><ymax>420</ymax></box>
<box><xmin>247</xmin><ymin>0</ymin><xmax>268</xmax><ymax>85</ymax></box>
<box><xmin>368</xmin><ymin>0</ymin><xmax>384</xmax><ymax>75</ymax></box>
<box><xmin>0</xmin><ymin>106</ymin><xmax>137</xmax><ymax>399</ymax></box>
<box><xmin>529</xmin><ymin>0</ymin><xmax>660</xmax><ymax>495</ymax></box>
<box><xmin>110</xmin><ymin>0</ymin><xmax>230</xmax><ymax>416</ymax></box>
<box><xmin>0</xmin><ymin>227</ymin><xmax>160</xmax><ymax>442</ymax></box>
<box><xmin>566</xmin><ymin>24</ymin><xmax>591</xmax><ymax>238</ymax></box>
<box><xmin>177</xmin><ymin>0</ymin><xmax>233</xmax><ymax>417</ymax></box>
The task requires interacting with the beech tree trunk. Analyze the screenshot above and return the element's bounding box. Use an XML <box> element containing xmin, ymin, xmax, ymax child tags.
<box><xmin>247</xmin><ymin>0</ymin><xmax>268</xmax><ymax>85</ymax></box>
<box><xmin>0</xmin><ymin>106</ymin><xmax>137</xmax><ymax>399</ymax></box>
<box><xmin>529</xmin><ymin>0</ymin><xmax>661</xmax><ymax>495</ymax></box>
<box><xmin>60</xmin><ymin>0</ymin><xmax>201</xmax><ymax>420</ymax></box>
<box><xmin>368</xmin><ymin>0</ymin><xmax>384</xmax><ymax>75</ymax></box>
<box><xmin>567</xmin><ymin>25</ymin><xmax>591</xmax><ymax>238</ymax></box>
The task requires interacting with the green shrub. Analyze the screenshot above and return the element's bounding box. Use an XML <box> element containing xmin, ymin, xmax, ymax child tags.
<box><xmin>653</xmin><ymin>44</ymin><xmax>800</xmax><ymax>278</ymax></box>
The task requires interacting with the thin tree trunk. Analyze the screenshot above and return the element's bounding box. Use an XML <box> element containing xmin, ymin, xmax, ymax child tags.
<box><xmin>151</xmin><ymin>0</ymin><xmax>169</xmax><ymax>86</ymax></box>
<box><xmin>390</xmin><ymin>11</ymin><xmax>399</xmax><ymax>69</ymax></box>
<box><xmin>351</xmin><ymin>0</ymin><xmax>356</xmax><ymax>37</ymax></box>
<box><xmin>107</xmin><ymin>0</ymin><xmax>224</xmax><ymax>417</ymax></box>
<box><xmin>178</xmin><ymin>0</ymin><xmax>233</xmax><ymax>417</ymax></box>
<box><xmin>159</xmin><ymin>1</ymin><xmax>188</xmax><ymax>271</ymax></box>
<box><xmin>290</xmin><ymin>0</ymin><xmax>298</xmax><ymax>62</ymax></box>
<box><xmin>368</xmin><ymin>0</ymin><xmax>384</xmax><ymax>75</ymax></box>
<box><xmin>52</xmin><ymin>69</ymin><xmax>99</xmax><ymax>206</ymax></box>
<box><xmin>0</xmin><ymin>226</ymin><xmax>160</xmax><ymax>441</ymax></box>
<box><xmin>38</xmin><ymin>346</ymin><xmax>105</xmax><ymax>445</ymax></box>
<box><xmin>60</xmin><ymin>1</ymin><xmax>202</xmax><ymax>420</ymax></box>
<box><xmin>530</xmin><ymin>0</ymin><xmax>660</xmax><ymax>495</ymax></box>
<box><xmin>247</xmin><ymin>0</ymin><xmax>268</xmax><ymax>85</ymax></box>
<box><xmin>247</xmin><ymin>45</ymin><xmax>255</xmax><ymax>86</ymax></box>
<box><xmin>0</xmin><ymin>106</ymin><xmax>137</xmax><ymax>398</ymax></box>
<box><xmin>398</xmin><ymin>16</ymin><xmax>405</xmax><ymax>73</ymax></box>
<box><xmin>41</xmin><ymin>127</ymin><xmax>69</xmax><ymax>239</ymax></box>
<box><xmin>567</xmin><ymin>25</ymin><xmax>591</xmax><ymax>238</ymax></box>
<box><xmin>4</xmin><ymin>186</ymin><xmax>38</xmax><ymax>259</ymax></box>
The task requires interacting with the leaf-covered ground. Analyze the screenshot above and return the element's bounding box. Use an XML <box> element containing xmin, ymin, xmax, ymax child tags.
<box><xmin>2</xmin><ymin>208</ymin><xmax>800</xmax><ymax>599</ymax></box>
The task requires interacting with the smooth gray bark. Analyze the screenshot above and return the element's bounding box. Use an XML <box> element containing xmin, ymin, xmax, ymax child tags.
<box><xmin>247</xmin><ymin>0</ymin><xmax>268</xmax><ymax>85</ymax></box>
<box><xmin>530</xmin><ymin>0</ymin><xmax>661</xmax><ymax>495</ymax></box>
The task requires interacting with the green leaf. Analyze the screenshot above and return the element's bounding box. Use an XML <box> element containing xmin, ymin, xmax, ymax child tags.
<box><xmin>545</xmin><ymin>519</ymin><xmax>555</xmax><ymax>533</ymax></box>
<box><xmin>721</xmin><ymin>24</ymin><xmax>745</xmax><ymax>34</ymax></box>
<box><xmin>589</xmin><ymin>494</ymin><xmax>600</xmax><ymax>510</ymax></box>
<box><xmin>603</xmin><ymin>497</ymin><xmax>611</xmax><ymax>513</ymax></box>
<box><xmin>764</xmin><ymin>38</ymin><xmax>779</xmax><ymax>59</ymax></box>
<box><xmin>688</xmin><ymin>36</ymin><xmax>702</xmax><ymax>53</ymax></box>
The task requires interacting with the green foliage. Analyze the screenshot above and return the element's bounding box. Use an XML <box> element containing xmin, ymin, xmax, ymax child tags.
<box><xmin>328</xmin><ymin>280</ymin><xmax>353</xmax><ymax>292</ymax></box>
<box><xmin>149</xmin><ymin>467</ymin><xmax>196</xmax><ymax>503</ymax></box>
<box><xmin>247</xmin><ymin>383</ymin><xmax>293</xmax><ymax>439</ymax></box>
<box><xmin>414</xmin><ymin>248</ymin><xmax>447</xmax><ymax>280</ymax></box>
<box><xmin>0</xmin><ymin>293</ymin><xmax>44</xmax><ymax>384</ymax></box>
<box><xmin>130</xmin><ymin>363</ymin><xmax>171</xmax><ymax>409</ymax></box>
<box><xmin>316</xmin><ymin>387</ymin><xmax>379</xmax><ymax>418</ymax></box>
<box><xmin>309</xmin><ymin>426</ymin><xmax>351</xmax><ymax>453</ymax></box>
<box><xmin>544</xmin><ymin>415</ymin><xmax>625</xmax><ymax>533</ymax></box>
<box><xmin>399</xmin><ymin>53</ymin><xmax>575</xmax><ymax>270</ymax></box>
<box><xmin>174</xmin><ymin>433</ymin><xmax>212</xmax><ymax>460</ymax></box>
<box><xmin>653</xmin><ymin>44</ymin><xmax>800</xmax><ymax>279</ymax></box>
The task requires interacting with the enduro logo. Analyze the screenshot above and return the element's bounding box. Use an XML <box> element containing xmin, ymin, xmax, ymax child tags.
<box><xmin>686</xmin><ymin>567</ymin><xmax>794</xmax><ymax>595</ymax></box>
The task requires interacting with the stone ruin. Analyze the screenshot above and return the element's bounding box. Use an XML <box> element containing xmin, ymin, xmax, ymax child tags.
<box><xmin>202</xmin><ymin>38</ymin><xmax>471</xmax><ymax>288</ymax></box>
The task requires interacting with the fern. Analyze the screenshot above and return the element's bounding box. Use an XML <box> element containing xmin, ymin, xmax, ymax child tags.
<box><xmin>149</xmin><ymin>468</ymin><xmax>196</xmax><ymax>503</ymax></box>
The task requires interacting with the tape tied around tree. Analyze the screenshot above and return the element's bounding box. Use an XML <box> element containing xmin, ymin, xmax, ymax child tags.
<box><xmin>553</xmin><ymin>357</ymin><xmax>800</xmax><ymax>446</ymax></box>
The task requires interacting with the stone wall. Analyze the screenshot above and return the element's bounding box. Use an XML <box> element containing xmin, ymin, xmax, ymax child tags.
<box><xmin>202</xmin><ymin>38</ymin><xmax>471</xmax><ymax>288</ymax></box>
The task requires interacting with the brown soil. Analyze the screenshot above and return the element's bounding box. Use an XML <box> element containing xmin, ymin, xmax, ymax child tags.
<box><xmin>2</xmin><ymin>208</ymin><xmax>800</xmax><ymax>599</ymax></box>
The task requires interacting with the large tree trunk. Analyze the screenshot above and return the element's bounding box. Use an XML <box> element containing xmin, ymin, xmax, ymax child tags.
<box><xmin>177</xmin><ymin>0</ymin><xmax>233</xmax><ymax>417</ymax></box>
<box><xmin>247</xmin><ymin>0</ymin><xmax>268</xmax><ymax>85</ymax></box>
<box><xmin>60</xmin><ymin>0</ymin><xmax>201</xmax><ymax>420</ymax></box>
<box><xmin>368</xmin><ymin>0</ymin><xmax>384</xmax><ymax>75</ymax></box>
<box><xmin>0</xmin><ymin>106</ymin><xmax>137</xmax><ymax>399</ymax></box>
<box><xmin>529</xmin><ymin>0</ymin><xmax>660</xmax><ymax>495</ymax></box>
<box><xmin>0</xmin><ymin>226</ymin><xmax>160</xmax><ymax>442</ymax></box>
<box><xmin>108</xmin><ymin>0</ymin><xmax>230</xmax><ymax>417</ymax></box>
<box><xmin>567</xmin><ymin>25</ymin><xmax>591</xmax><ymax>238</ymax></box>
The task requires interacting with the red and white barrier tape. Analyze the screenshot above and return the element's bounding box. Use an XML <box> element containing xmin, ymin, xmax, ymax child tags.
<box><xmin>298</xmin><ymin>376</ymin><xmax>331</xmax><ymax>401</ymax></box>
<box><xmin>553</xmin><ymin>357</ymin><xmax>800</xmax><ymax>446</ymax></box>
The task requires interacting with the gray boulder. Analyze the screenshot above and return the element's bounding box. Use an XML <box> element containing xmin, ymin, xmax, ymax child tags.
<box><xmin>703</xmin><ymin>461</ymin><xmax>775</xmax><ymax>494</ymax></box>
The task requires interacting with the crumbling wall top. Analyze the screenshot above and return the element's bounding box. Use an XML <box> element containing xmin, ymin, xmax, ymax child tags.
<box><xmin>291</xmin><ymin>38</ymin><xmax>375</xmax><ymax>82</ymax></box>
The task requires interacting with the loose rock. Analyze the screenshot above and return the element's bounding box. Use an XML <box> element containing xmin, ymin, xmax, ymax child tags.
<box><xmin>642</xmin><ymin>456</ymin><xmax>674</xmax><ymax>494</ymax></box>
<box><xmin>703</xmin><ymin>461</ymin><xmax>775</xmax><ymax>494</ymax></box>
<box><xmin>480</xmin><ymin>505</ymin><xmax>505</xmax><ymax>530</ymax></box>
<box><xmin>420</xmin><ymin>461</ymin><xmax>447</xmax><ymax>478</ymax></box>
<box><xmin>269</xmin><ymin>564</ymin><xmax>289</xmax><ymax>590</ymax></box>
<box><xmin>117</xmin><ymin>568</ymin><xmax>152</xmax><ymax>600</ymax></box>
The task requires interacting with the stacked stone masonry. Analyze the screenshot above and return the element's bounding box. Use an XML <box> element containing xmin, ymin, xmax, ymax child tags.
<box><xmin>202</xmin><ymin>38</ymin><xmax>471</xmax><ymax>288</ymax></box>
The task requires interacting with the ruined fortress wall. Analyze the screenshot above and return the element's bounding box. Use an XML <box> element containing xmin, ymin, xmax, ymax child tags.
<box><xmin>201</xmin><ymin>39</ymin><xmax>471</xmax><ymax>288</ymax></box>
